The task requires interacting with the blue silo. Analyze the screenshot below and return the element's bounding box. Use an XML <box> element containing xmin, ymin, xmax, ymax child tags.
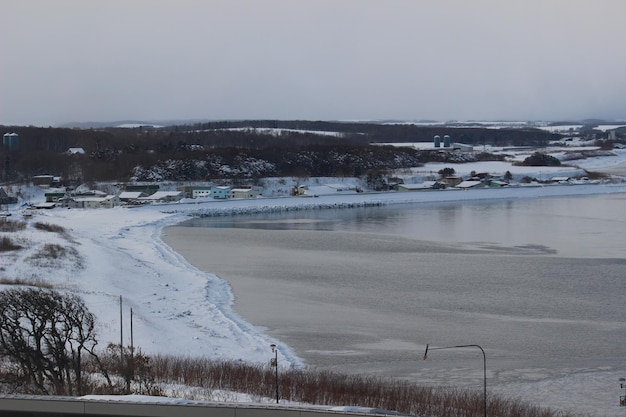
<box><xmin>434</xmin><ymin>135</ymin><xmax>441</xmax><ymax>148</ymax></box>
<box><xmin>3</xmin><ymin>132</ymin><xmax>19</xmax><ymax>150</ymax></box>
<box><xmin>443</xmin><ymin>134</ymin><xmax>451</xmax><ymax>148</ymax></box>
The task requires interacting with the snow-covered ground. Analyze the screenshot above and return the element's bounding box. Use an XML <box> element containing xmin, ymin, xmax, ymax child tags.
<box><xmin>1</xmin><ymin>145</ymin><xmax>626</xmax><ymax>414</ymax></box>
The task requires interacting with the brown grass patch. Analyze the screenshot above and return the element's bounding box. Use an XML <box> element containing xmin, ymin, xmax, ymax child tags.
<box><xmin>0</xmin><ymin>220</ymin><xmax>27</xmax><ymax>232</ymax></box>
<box><xmin>34</xmin><ymin>222</ymin><xmax>67</xmax><ymax>234</ymax></box>
<box><xmin>0</xmin><ymin>277</ymin><xmax>53</xmax><ymax>288</ymax></box>
<box><xmin>0</xmin><ymin>236</ymin><xmax>22</xmax><ymax>251</ymax></box>
<box><xmin>79</xmin><ymin>354</ymin><xmax>586</xmax><ymax>417</ymax></box>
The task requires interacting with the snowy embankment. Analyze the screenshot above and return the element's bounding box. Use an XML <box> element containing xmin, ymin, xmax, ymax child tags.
<box><xmin>10</xmin><ymin>205</ymin><xmax>304</xmax><ymax>367</ymax></box>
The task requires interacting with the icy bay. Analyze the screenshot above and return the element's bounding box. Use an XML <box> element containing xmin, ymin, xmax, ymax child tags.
<box><xmin>164</xmin><ymin>192</ymin><xmax>626</xmax><ymax>416</ymax></box>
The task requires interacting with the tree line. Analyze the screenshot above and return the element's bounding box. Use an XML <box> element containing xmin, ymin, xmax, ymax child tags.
<box><xmin>1</xmin><ymin>122</ymin><xmax>563</xmax><ymax>184</ymax></box>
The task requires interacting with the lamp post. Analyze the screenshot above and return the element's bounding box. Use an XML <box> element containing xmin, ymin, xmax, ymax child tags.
<box><xmin>423</xmin><ymin>344</ymin><xmax>487</xmax><ymax>417</ymax></box>
<box><xmin>270</xmin><ymin>344</ymin><xmax>279</xmax><ymax>404</ymax></box>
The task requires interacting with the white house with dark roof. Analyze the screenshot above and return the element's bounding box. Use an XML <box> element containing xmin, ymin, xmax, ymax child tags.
<box><xmin>119</xmin><ymin>191</ymin><xmax>147</xmax><ymax>202</ymax></box>
<box><xmin>59</xmin><ymin>195</ymin><xmax>121</xmax><ymax>209</ymax></box>
<box><xmin>456</xmin><ymin>180</ymin><xmax>484</xmax><ymax>189</ymax></box>
<box><xmin>138</xmin><ymin>191</ymin><xmax>184</xmax><ymax>203</ymax></box>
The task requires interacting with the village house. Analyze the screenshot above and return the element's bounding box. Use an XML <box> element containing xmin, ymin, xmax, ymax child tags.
<box><xmin>178</xmin><ymin>185</ymin><xmax>213</xmax><ymax>199</ymax></box>
<box><xmin>298</xmin><ymin>183</ymin><xmax>361</xmax><ymax>196</ymax></box>
<box><xmin>397</xmin><ymin>181</ymin><xmax>443</xmax><ymax>191</ymax></box>
<box><xmin>230</xmin><ymin>187</ymin><xmax>260</xmax><ymax>199</ymax></box>
<box><xmin>118</xmin><ymin>191</ymin><xmax>148</xmax><ymax>203</ymax></box>
<box><xmin>44</xmin><ymin>191</ymin><xmax>67</xmax><ymax>203</ymax></box>
<box><xmin>66</xmin><ymin>147</ymin><xmax>85</xmax><ymax>155</ymax></box>
<box><xmin>211</xmin><ymin>186</ymin><xmax>231</xmax><ymax>199</ymax></box>
<box><xmin>60</xmin><ymin>195</ymin><xmax>121</xmax><ymax>209</ymax></box>
<box><xmin>488</xmin><ymin>180</ymin><xmax>509</xmax><ymax>188</ymax></box>
<box><xmin>441</xmin><ymin>176</ymin><xmax>463</xmax><ymax>187</ymax></box>
<box><xmin>0</xmin><ymin>188</ymin><xmax>17</xmax><ymax>205</ymax></box>
<box><xmin>124</xmin><ymin>184</ymin><xmax>159</xmax><ymax>195</ymax></box>
<box><xmin>137</xmin><ymin>191</ymin><xmax>184</xmax><ymax>203</ymax></box>
<box><xmin>33</xmin><ymin>175</ymin><xmax>61</xmax><ymax>187</ymax></box>
<box><xmin>456</xmin><ymin>180</ymin><xmax>484</xmax><ymax>189</ymax></box>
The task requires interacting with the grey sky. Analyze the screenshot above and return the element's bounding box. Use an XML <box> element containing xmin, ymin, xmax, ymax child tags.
<box><xmin>1</xmin><ymin>0</ymin><xmax>625</xmax><ymax>126</ymax></box>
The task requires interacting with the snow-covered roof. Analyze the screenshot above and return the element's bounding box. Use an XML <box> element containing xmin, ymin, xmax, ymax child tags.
<box><xmin>398</xmin><ymin>182</ymin><xmax>435</xmax><ymax>190</ymax></box>
<box><xmin>33</xmin><ymin>202</ymin><xmax>56</xmax><ymax>208</ymax></box>
<box><xmin>139</xmin><ymin>191</ymin><xmax>183</xmax><ymax>200</ymax></box>
<box><xmin>456</xmin><ymin>180</ymin><xmax>483</xmax><ymax>188</ymax></box>
<box><xmin>67</xmin><ymin>147</ymin><xmax>85</xmax><ymax>154</ymax></box>
<box><xmin>71</xmin><ymin>195</ymin><xmax>118</xmax><ymax>202</ymax></box>
<box><xmin>119</xmin><ymin>191</ymin><xmax>145</xmax><ymax>199</ymax></box>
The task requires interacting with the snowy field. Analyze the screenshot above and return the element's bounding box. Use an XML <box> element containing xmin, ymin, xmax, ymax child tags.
<box><xmin>1</xmin><ymin>144</ymin><xmax>626</xmax><ymax>414</ymax></box>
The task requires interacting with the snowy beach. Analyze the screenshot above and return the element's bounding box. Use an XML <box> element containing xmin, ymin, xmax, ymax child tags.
<box><xmin>3</xmin><ymin>180</ymin><xmax>624</xmax><ymax>415</ymax></box>
<box><xmin>12</xmin><ymin>182</ymin><xmax>626</xmax><ymax>359</ymax></box>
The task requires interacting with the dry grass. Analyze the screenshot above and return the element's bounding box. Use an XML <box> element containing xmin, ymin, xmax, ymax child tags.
<box><xmin>33</xmin><ymin>222</ymin><xmax>67</xmax><ymax>234</ymax></box>
<box><xmin>25</xmin><ymin>243</ymin><xmax>82</xmax><ymax>269</ymax></box>
<box><xmin>0</xmin><ymin>236</ymin><xmax>22</xmax><ymax>251</ymax></box>
<box><xmin>128</xmin><ymin>356</ymin><xmax>584</xmax><ymax>417</ymax></box>
<box><xmin>29</xmin><ymin>243</ymin><xmax>69</xmax><ymax>259</ymax></box>
<box><xmin>0</xmin><ymin>277</ymin><xmax>53</xmax><ymax>288</ymax></box>
<box><xmin>2</xmin><ymin>349</ymin><xmax>589</xmax><ymax>416</ymax></box>
<box><xmin>0</xmin><ymin>220</ymin><xmax>27</xmax><ymax>232</ymax></box>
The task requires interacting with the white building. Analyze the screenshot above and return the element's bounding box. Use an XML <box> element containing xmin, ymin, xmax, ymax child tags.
<box><xmin>231</xmin><ymin>188</ymin><xmax>260</xmax><ymax>199</ymax></box>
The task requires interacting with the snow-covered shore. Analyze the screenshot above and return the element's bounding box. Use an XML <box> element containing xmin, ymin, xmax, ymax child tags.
<box><xmin>2</xmin><ymin>147</ymin><xmax>626</xmax><ymax>414</ymax></box>
<box><xmin>5</xmin><ymin>181</ymin><xmax>625</xmax><ymax>364</ymax></box>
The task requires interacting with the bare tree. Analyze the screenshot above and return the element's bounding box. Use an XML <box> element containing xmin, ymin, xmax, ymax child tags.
<box><xmin>0</xmin><ymin>288</ymin><xmax>108</xmax><ymax>395</ymax></box>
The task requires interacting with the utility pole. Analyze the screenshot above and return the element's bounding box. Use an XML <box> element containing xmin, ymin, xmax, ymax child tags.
<box><xmin>119</xmin><ymin>295</ymin><xmax>123</xmax><ymax>365</ymax></box>
<box><xmin>130</xmin><ymin>308</ymin><xmax>134</xmax><ymax>382</ymax></box>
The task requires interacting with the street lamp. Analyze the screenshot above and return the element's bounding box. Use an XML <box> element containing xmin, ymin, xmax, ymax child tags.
<box><xmin>270</xmin><ymin>343</ymin><xmax>279</xmax><ymax>404</ymax></box>
<box><xmin>423</xmin><ymin>344</ymin><xmax>487</xmax><ymax>417</ymax></box>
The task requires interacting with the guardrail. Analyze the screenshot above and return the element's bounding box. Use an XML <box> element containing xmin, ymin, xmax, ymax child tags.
<box><xmin>0</xmin><ymin>395</ymin><xmax>407</xmax><ymax>417</ymax></box>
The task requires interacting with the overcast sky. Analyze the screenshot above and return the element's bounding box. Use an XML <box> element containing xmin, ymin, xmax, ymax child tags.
<box><xmin>1</xmin><ymin>0</ymin><xmax>625</xmax><ymax>126</ymax></box>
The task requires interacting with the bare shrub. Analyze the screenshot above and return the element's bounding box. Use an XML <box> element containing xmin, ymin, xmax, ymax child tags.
<box><xmin>26</xmin><ymin>244</ymin><xmax>82</xmax><ymax>270</ymax></box>
<box><xmin>34</xmin><ymin>222</ymin><xmax>67</xmax><ymax>234</ymax></box>
<box><xmin>0</xmin><ymin>236</ymin><xmax>22</xmax><ymax>251</ymax></box>
<box><xmin>0</xmin><ymin>277</ymin><xmax>53</xmax><ymax>288</ymax></box>
<box><xmin>88</xmin><ymin>344</ymin><xmax>161</xmax><ymax>396</ymax></box>
<box><xmin>34</xmin><ymin>243</ymin><xmax>68</xmax><ymax>259</ymax></box>
<box><xmin>0</xmin><ymin>220</ymin><xmax>27</xmax><ymax>232</ymax></box>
